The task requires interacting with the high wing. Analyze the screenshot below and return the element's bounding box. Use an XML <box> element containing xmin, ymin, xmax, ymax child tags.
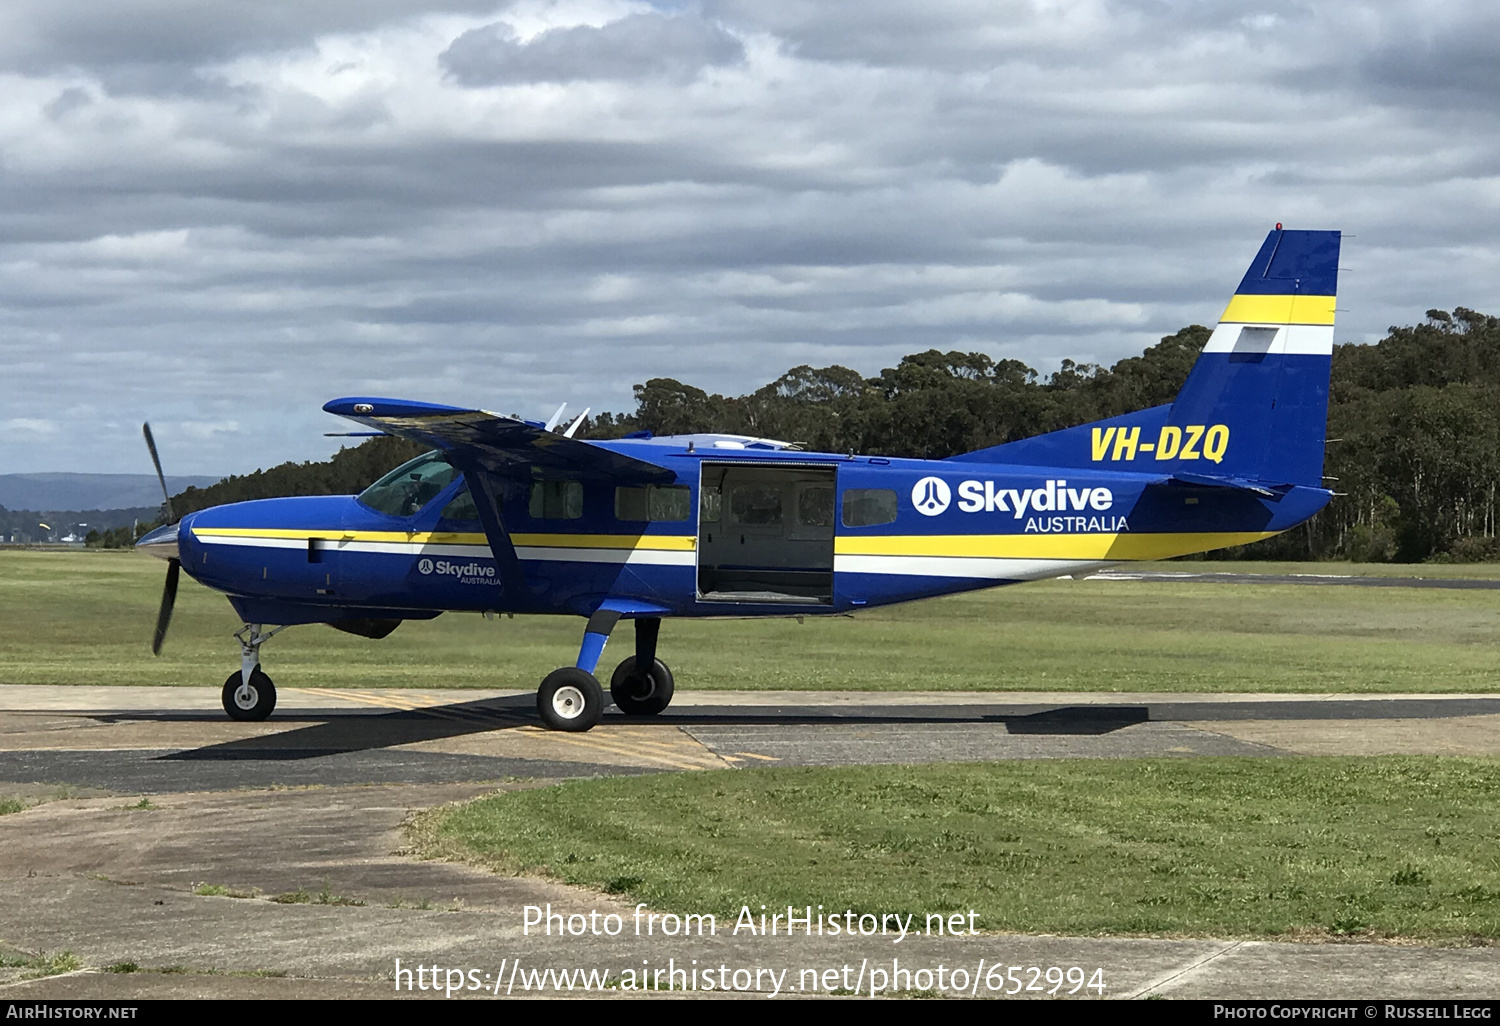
<box><xmin>323</xmin><ymin>397</ymin><xmax>674</xmax><ymax>484</ymax></box>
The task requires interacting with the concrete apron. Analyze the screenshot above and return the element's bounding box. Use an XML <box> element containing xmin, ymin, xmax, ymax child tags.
<box><xmin>3</xmin><ymin>687</ymin><xmax>1500</xmax><ymax>998</ymax></box>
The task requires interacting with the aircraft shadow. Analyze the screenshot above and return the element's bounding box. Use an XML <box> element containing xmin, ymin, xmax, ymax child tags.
<box><xmin>158</xmin><ymin>694</ymin><xmax>537</xmax><ymax>762</ymax></box>
<box><xmin>155</xmin><ymin>700</ymin><xmax>1151</xmax><ymax>762</ymax></box>
<box><xmin>150</xmin><ymin>694</ymin><xmax>1500</xmax><ymax>763</ymax></box>
<box><xmin>994</xmin><ymin>706</ymin><xmax>1148</xmax><ymax>734</ymax></box>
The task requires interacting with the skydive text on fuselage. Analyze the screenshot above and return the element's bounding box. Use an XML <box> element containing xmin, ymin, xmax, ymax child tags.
<box><xmin>956</xmin><ymin>479</ymin><xmax>1112</xmax><ymax>518</ymax></box>
<box><xmin>1024</xmin><ymin>515</ymin><xmax>1128</xmax><ymax>534</ymax></box>
<box><xmin>426</xmin><ymin>561</ymin><xmax>495</xmax><ymax>576</ymax></box>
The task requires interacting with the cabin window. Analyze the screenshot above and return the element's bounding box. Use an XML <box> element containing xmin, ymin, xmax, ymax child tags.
<box><xmin>797</xmin><ymin>485</ymin><xmax>834</xmax><ymax>528</ymax></box>
<box><xmin>788</xmin><ymin>483</ymin><xmax>835</xmax><ymax>540</ymax></box>
<box><xmin>357</xmin><ymin>452</ymin><xmax>463</xmax><ymax>518</ymax></box>
<box><xmin>615</xmin><ymin>485</ymin><xmax>691</xmax><ymax>522</ymax></box>
<box><xmin>842</xmin><ymin>488</ymin><xmax>898</xmax><ymax>527</ymax></box>
<box><xmin>700</xmin><ymin>486</ymin><xmax>721</xmax><ymax>524</ymax></box>
<box><xmin>729</xmin><ymin>485</ymin><xmax>782</xmax><ymax>525</ymax></box>
<box><xmin>529</xmin><ymin>480</ymin><xmax>583</xmax><ymax>519</ymax></box>
<box><xmin>439</xmin><ymin>486</ymin><xmax>479</xmax><ymax>523</ymax></box>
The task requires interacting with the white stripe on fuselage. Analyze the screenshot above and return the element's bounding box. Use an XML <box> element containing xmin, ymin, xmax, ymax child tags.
<box><xmin>192</xmin><ymin>532</ymin><xmax>1112</xmax><ymax>581</ymax></box>
<box><xmin>833</xmin><ymin>555</ymin><xmax>1114</xmax><ymax>581</ymax></box>
<box><xmin>193</xmin><ymin>534</ymin><xmax>695</xmax><ymax>566</ymax></box>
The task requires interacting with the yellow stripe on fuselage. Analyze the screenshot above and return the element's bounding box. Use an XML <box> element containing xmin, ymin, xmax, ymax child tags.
<box><xmin>193</xmin><ymin>527</ymin><xmax>488</xmax><ymax>544</ymax></box>
<box><xmin>190</xmin><ymin>527</ymin><xmax>695</xmax><ymax>550</ymax></box>
<box><xmin>193</xmin><ymin>527</ymin><xmax>1273</xmax><ymax>564</ymax></box>
<box><xmin>837</xmin><ymin>532</ymin><xmax>1279</xmax><ymax>561</ymax></box>
<box><xmin>1219</xmin><ymin>294</ymin><xmax>1336</xmax><ymax>325</ymax></box>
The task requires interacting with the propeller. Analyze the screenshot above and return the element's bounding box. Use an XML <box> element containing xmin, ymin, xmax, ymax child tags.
<box><xmin>142</xmin><ymin>422</ymin><xmax>173</xmax><ymax>523</ymax></box>
<box><xmin>152</xmin><ymin>558</ymin><xmax>180</xmax><ymax>656</ymax></box>
<box><xmin>140</xmin><ymin>422</ymin><xmax>181</xmax><ymax>656</ymax></box>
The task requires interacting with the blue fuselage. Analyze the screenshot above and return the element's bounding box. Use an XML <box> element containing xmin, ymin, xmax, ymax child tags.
<box><xmin>167</xmin><ymin>442</ymin><xmax>1331</xmax><ymax>628</ymax></box>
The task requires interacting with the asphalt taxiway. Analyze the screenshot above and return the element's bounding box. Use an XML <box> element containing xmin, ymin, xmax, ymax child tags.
<box><xmin>2</xmin><ymin>685</ymin><xmax>1498</xmax><ymax>999</ymax></box>
<box><xmin>5</xmin><ymin>685</ymin><xmax>1500</xmax><ymax>794</ymax></box>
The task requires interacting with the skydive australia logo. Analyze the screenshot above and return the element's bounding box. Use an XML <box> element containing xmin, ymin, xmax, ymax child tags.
<box><xmin>417</xmin><ymin>557</ymin><xmax>501</xmax><ymax>586</ymax></box>
<box><xmin>911</xmin><ymin>477</ymin><xmax>951</xmax><ymax>516</ymax></box>
<box><xmin>910</xmin><ymin>477</ymin><xmax>1127</xmax><ymax>534</ymax></box>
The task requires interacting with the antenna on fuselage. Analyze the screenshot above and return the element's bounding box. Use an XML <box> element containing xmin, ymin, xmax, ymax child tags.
<box><xmin>562</xmin><ymin>408</ymin><xmax>590</xmax><ymax>438</ymax></box>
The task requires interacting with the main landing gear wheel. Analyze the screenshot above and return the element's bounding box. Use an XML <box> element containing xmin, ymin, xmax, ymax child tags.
<box><xmin>537</xmin><ymin>667</ymin><xmax>604</xmax><ymax>732</ymax></box>
<box><xmin>222</xmin><ymin>667</ymin><xmax>277</xmax><ymax>721</ymax></box>
<box><xmin>609</xmin><ymin>656</ymin><xmax>674</xmax><ymax>716</ymax></box>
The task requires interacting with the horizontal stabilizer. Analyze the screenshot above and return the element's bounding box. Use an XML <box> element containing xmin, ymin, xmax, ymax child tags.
<box><xmin>1162</xmin><ymin>472</ymin><xmax>1289</xmax><ymax>500</ymax></box>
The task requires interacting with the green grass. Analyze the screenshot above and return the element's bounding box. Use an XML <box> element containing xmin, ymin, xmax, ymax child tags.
<box><xmin>1157</xmin><ymin>560</ymin><xmax>1500</xmax><ymax>579</ymax></box>
<box><xmin>423</xmin><ymin>757</ymin><xmax>1500</xmax><ymax>942</ymax></box>
<box><xmin>0</xmin><ymin>786</ymin><xmax>97</xmax><ymax>816</ymax></box>
<box><xmin>1</xmin><ymin>549</ymin><xmax>1498</xmax><ymax>693</ymax></box>
<box><xmin>192</xmin><ymin>882</ymin><xmax>256</xmax><ymax>899</ymax></box>
<box><xmin>267</xmin><ymin>882</ymin><xmax>364</xmax><ymax>906</ymax></box>
<box><xmin>0</xmin><ymin>951</ymin><xmax>84</xmax><ymax>978</ymax></box>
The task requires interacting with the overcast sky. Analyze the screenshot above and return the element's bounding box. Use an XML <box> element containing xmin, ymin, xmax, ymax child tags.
<box><xmin>3</xmin><ymin>0</ymin><xmax>1498</xmax><ymax>475</ymax></box>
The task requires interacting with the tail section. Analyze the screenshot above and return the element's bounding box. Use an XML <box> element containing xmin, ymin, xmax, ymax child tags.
<box><xmin>951</xmin><ymin>227</ymin><xmax>1340</xmax><ymax>488</ymax></box>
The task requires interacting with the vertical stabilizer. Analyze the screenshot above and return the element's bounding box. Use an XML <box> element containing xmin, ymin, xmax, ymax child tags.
<box><xmin>1169</xmin><ymin>228</ymin><xmax>1338</xmax><ymax>486</ymax></box>
<box><xmin>949</xmin><ymin>227</ymin><xmax>1340</xmax><ymax>487</ymax></box>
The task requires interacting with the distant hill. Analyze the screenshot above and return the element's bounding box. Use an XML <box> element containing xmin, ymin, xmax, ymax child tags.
<box><xmin>0</xmin><ymin>473</ymin><xmax>220</xmax><ymax>513</ymax></box>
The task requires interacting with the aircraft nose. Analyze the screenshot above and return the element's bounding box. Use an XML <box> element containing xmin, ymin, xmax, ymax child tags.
<box><xmin>135</xmin><ymin>522</ymin><xmax>180</xmax><ymax>562</ymax></box>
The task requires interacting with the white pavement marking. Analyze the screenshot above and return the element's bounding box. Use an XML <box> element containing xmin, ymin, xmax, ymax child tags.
<box><xmin>0</xmin><ymin>968</ymin><xmax>99</xmax><ymax>991</ymax></box>
<box><xmin>1119</xmin><ymin>940</ymin><xmax>1245</xmax><ymax>998</ymax></box>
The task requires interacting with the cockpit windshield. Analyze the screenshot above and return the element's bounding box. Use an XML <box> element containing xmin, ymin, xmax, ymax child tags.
<box><xmin>357</xmin><ymin>451</ymin><xmax>462</xmax><ymax>518</ymax></box>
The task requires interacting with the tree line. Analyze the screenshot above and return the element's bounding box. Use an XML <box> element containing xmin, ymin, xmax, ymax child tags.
<box><xmin>96</xmin><ymin>308</ymin><xmax>1500</xmax><ymax>562</ymax></box>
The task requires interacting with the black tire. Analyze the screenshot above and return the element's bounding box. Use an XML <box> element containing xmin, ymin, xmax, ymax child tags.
<box><xmin>537</xmin><ymin>667</ymin><xmax>604</xmax><ymax>732</ymax></box>
<box><xmin>222</xmin><ymin>667</ymin><xmax>277</xmax><ymax>721</ymax></box>
<box><xmin>609</xmin><ymin>657</ymin><xmax>674</xmax><ymax>716</ymax></box>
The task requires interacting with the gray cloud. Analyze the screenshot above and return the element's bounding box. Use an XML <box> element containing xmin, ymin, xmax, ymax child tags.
<box><xmin>0</xmin><ymin>1</ymin><xmax>498</xmax><ymax>92</ymax></box>
<box><xmin>442</xmin><ymin>11</ymin><xmax>744</xmax><ymax>85</ymax></box>
<box><xmin>0</xmin><ymin>1</ymin><xmax>1497</xmax><ymax>476</ymax></box>
<box><xmin>1357</xmin><ymin>9</ymin><xmax>1500</xmax><ymax>105</ymax></box>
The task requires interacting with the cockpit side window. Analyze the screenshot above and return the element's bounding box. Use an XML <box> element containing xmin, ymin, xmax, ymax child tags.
<box><xmin>357</xmin><ymin>452</ymin><xmax>462</xmax><ymax>518</ymax></box>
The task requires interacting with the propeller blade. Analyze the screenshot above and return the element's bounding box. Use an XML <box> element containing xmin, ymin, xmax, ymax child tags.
<box><xmin>151</xmin><ymin>558</ymin><xmax>180</xmax><ymax>656</ymax></box>
<box><xmin>543</xmin><ymin>403</ymin><xmax>568</xmax><ymax>432</ymax></box>
<box><xmin>142</xmin><ymin>422</ymin><xmax>174</xmax><ymax>522</ymax></box>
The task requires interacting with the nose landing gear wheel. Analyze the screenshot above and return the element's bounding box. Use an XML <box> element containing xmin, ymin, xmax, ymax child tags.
<box><xmin>222</xmin><ymin>668</ymin><xmax>277</xmax><ymax>721</ymax></box>
<box><xmin>609</xmin><ymin>657</ymin><xmax>674</xmax><ymax>716</ymax></box>
<box><xmin>537</xmin><ymin>667</ymin><xmax>604</xmax><ymax>732</ymax></box>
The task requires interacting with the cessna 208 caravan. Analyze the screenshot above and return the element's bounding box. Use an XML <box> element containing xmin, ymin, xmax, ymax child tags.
<box><xmin>137</xmin><ymin>227</ymin><xmax>1340</xmax><ymax>732</ymax></box>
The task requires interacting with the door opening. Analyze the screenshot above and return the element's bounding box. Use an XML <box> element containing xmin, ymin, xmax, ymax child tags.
<box><xmin>697</xmin><ymin>463</ymin><xmax>835</xmax><ymax>604</ymax></box>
